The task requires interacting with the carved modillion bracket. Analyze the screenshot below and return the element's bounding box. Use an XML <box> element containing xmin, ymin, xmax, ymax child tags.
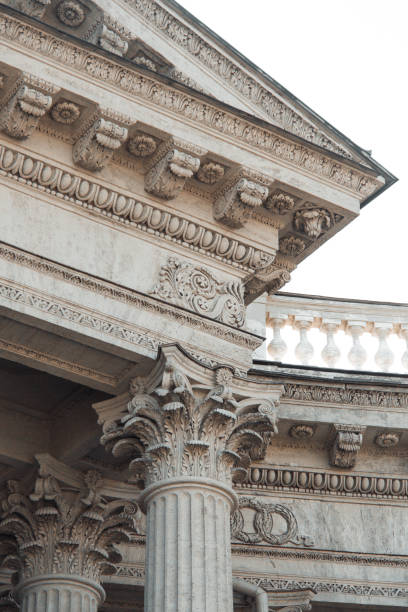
<box><xmin>213</xmin><ymin>177</ymin><xmax>269</xmax><ymax>228</ymax></box>
<box><xmin>267</xmin><ymin>588</ymin><xmax>316</xmax><ymax>612</ymax></box>
<box><xmin>0</xmin><ymin>81</ymin><xmax>53</xmax><ymax>140</ymax></box>
<box><xmin>145</xmin><ymin>147</ymin><xmax>201</xmax><ymax>199</ymax></box>
<box><xmin>8</xmin><ymin>0</ymin><xmax>50</xmax><ymax>18</ymax></box>
<box><xmin>329</xmin><ymin>423</ymin><xmax>366</xmax><ymax>468</ymax></box>
<box><xmin>73</xmin><ymin>118</ymin><xmax>128</xmax><ymax>171</ymax></box>
<box><xmin>244</xmin><ymin>261</ymin><xmax>291</xmax><ymax>304</ymax></box>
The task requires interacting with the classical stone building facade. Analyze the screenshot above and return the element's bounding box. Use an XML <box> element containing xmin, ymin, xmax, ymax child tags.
<box><xmin>0</xmin><ymin>0</ymin><xmax>403</xmax><ymax>610</ymax></box>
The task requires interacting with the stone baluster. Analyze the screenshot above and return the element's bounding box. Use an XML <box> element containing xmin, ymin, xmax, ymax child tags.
<box><xmin>294</xmin><ymin>317</ymin><xmax>314</xmax><ymax>365</ymax></box>
<box><xmin>94</xmin><ymin>347</ymin><xmax>280</xmax><ymax>612</ymax></box>
<box><xmin>321</xmin><ymin>319</ymin><xmax>341</xmax><ymax>367</ymax></box>
<box><xmin>374</xmin><ymin>323</ymin><xmax>394</xmax><ymax>372</ymax></box>
<box><xmin>400</xmin><ymin>326</ymin><xmax>408</xmax><ymax>371</ymax></box>
<box><xmin>267</xmin><ymin>316</ymin><xmax>288</xmax><ymax>362</ymax></box>
<box><xmin>0</xmin><ymin>467</ymin><xmax>138</xmax><ymax>612</ymax></box>
<box><xmin>346</xmin><ymin>321</ymin><xmax>367</xmax><ymax>370</ymax></box>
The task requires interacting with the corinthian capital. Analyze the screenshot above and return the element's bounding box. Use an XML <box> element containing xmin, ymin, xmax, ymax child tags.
<box><xmin>0</xmin><ymin>463</ymin><xmax>139</xmax><ymax>587</ymax></box>
<box><xmin>73</xmin><ymin>118</ymin><xmax>128</xmax><ymax>171</ymax></box>
<box><xmin>95</xmin><ymin>347</ymin><xmax>281</xmax><ymax>489</ymax></box>
<box><xmin>0</xmin><ymin>84</ymin><xmax>52</xmax><ymax>140</ymax></box>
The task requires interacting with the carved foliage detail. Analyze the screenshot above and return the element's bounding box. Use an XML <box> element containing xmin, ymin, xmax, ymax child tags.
<box><xmin>0</xmin><ymin>471</ymin><xmax>139</xmax><ymax>583</ymax></box>
<box><xmin>152</xmin><ymin>257</ymin><xmax>246</xmax><ymax>328</ymax></box>
<box><xmin>0</xmin><ymin>85</ymin><xmax>52</xmax><ymax>140</ymax></box>
<box><xmin>100</xmin><ymin>361</ymin><xmax>279</xmax><ymax>488</ymax></box>
<box><xmin>56</xmin><ymin>0</ymin><xmax>86</xmax><ymax>26</ymax></box>
<box><xmin>214</xmin><ymin>179</ymin><xmax>269</xmax><ymax>228</ymax></box>
<box><xmin>145</xmin><ymin>149</ymin><xmax>200</xmax><ymax>199</ymax></box>
<box><xmin>231</xmin><ymin>496</ymin><xmax>313</xmax><ymax>546</ymax></box>
<box><xmin>294</xmin><ymin>207</ymin><xmax>332</xmax><ymax>239</ymax></box>
<box><xmin>73</xmin><ymin>118</ymin><xmax>128</xmax><ymax>171</ymax></box>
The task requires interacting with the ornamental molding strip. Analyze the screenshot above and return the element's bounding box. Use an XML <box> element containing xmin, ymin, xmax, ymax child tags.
<box><xmin>122</xmin><ymin>0</ymin><xmax>355</xmax><ymax>161</ymax></box>
<box><xmin>151</xmin><ymin>257</ymin><xmax>246</xmax><ymax>328</ymax></box>
<box><xmin>0</xmin><ymin>144</ymin><xmax>273</xmax><ymax>273</ymax></box>
<box><xmin>0</xmin><ymin>245</ymin><xmax>261</xmax><ymax>351</ymax></box>
<box><xmin>282</xmin><ymin>382</ymin><xmax>408</xmax><ymax>408</ymax></box>
<box><xmin>241</xmin><ymin>576</ymin><xmax>408</xmax><ymax>599</ymax></box>
<box><xmin>0</xmin><ymin>14</ymin><xmax>382</xmax><ymax>198</ymax></box>
<box><xmin>231</xmin><ymin>496</ymin><xmax>313</xmax><ymax>547</ymax></box>
<box><xmin>243</xmin><ymin>466</ymin><xmax>408</xmax><ymax>500</ymax></box>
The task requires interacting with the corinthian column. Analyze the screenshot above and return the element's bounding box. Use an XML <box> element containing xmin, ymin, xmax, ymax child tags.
<box><xmin>0</xmin><ymin>465</ymin><xmax>138</xmax><ymax>611</ymax></box>
<box><xmin>94</xmin><ymin>346</ymin><xmax>281</xmax><ymax>612</ymax></box>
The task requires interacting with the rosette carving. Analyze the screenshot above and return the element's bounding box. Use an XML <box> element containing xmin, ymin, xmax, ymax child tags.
<box><xmin>0</xmin><ymin>468</ymin><xmax>139</xmax><ymax>585</ymax></box>
<box><xmin>214</xmin><ymin>178</ymin><xmax>269</xmax><ymax>228</ymax></box>
<box><xmin>145</xmin><ymin>149</ymin><xmax>200</xmax><ymax>199</ymax></box>
<box><xmin>98</xmin><ymin>354</ymin><xmax>279</xmax><ymax>488</ymax></box>
<box><xmin>56</xmin><ymin>0</ymin><xmax>85</xmax><ymax>27</ymax></box>
<box><xmin>152</xmin><ymin>257</ymin><xmax>246</xmax><ymax>327</ymax></box>
<box><xmin>73</xmin><ymin>118</ymin><xmax>128</xmax><ymax>171</ymax></box>
<box><xmin>0</xmin><ymin>85</ymin><xmax>52</xmax><ymax>140</ymax></box>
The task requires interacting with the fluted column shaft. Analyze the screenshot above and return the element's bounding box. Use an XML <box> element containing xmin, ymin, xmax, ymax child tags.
<box><xmin>142</xmin><ymin>479</ymin><xmax>235</xmax><ymax>612</ymax></box>
<box><xmin>16</xmin><ymin>576</ymin><xmax>104</xmax><ymax>612</ymax></box>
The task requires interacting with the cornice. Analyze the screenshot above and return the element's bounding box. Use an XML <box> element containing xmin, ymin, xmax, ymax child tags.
<box><xmin>282</xmin><ymin>382</ymin><xmax>408</xmax><ymax>408</ymax></box>
<box><xmin>121</xmin><ymin>0</ymin><xmax>355</xmax><ymax>161</ymax></box>
<box><xmin>0</xmin><ymin>12</ymin><xmax>383</xmax><ymax>199</ymax></box>
<box><xmin>0</xmin><ymin>243</ymin><xmax>261</xmax><ymax>351</ymax></box>
<box><xmin>0</xmin><ymin>142</ymin><xmax>271</xmax><ymax>272</ymax></box>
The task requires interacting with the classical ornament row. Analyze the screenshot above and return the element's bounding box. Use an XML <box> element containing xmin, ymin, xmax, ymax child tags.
<box><xmin>283</xmin><ymin>382</ymin><xmax>408</xmax><ymax>408</ymax></box>
<box><xmin>0</xmin><ymin>144</ymin><xmax>273</xmax><ymax>272</ymax></box>
<box><xmin>244</xmin><ymin>466</ymin><xmax>408</xmax><ymax>499</ymax></box>
<box><xmin>0</xmin><ymin>14</ymin><xmax>381</xmax><ymax>198</ymax></box>
<box><xmin>244</xmin><ymin>576</ymin><xmax>408</xmax><ymax>599</ymax></box>
<box><xmin>122</xmin><ymin>0</ymin><xmax>354</xmax><ymax>160</ymax></box>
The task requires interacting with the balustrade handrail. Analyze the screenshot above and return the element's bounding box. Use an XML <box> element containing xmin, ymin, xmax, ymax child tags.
<box><xmin>265</xmin><ymin>292</ymin><xmax>408</xmax><ymax>373</ymax></box>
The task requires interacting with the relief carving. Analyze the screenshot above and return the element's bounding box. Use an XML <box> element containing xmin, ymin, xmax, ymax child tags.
<box><xmin>56</xmin><ymin>0</ymin><xmax>86</xmax><ymax>26</ymax></box>
<box><xmin>0</xmin><ymin>84</ymin><xmax>52</xmax><ymax>140</ymax></box>
<box><xmin>329</xmin><ymin>424</ymin><xmax>366</xmax><ymax>468</ymax></box>
<box><xmin>244</xmin><ymin>262</ymin><xmax>291</xmax><ymax>303</ymax></box>
<box><xmin>213</xmin><ymin>178</ymin><xmax>269</xmax><ymax>228</ymax></box>
<box><xmin>9</xmin><ymin>0</ymin><xmax>50</xmax><ymax>18</ymax></box>
<box><xmin>197</xmin><ymin>161</ymin><xmax>225</xmax><ymax>184</ymax></box>
<box><xmin>280</xmin><ymin>236</ymin><xmax>306</xmax><ymax>257</ymax></box>
<box><xmin>73</xmin><ymin>118</ymin><xmax>128</xmax><ymax>171</ymax></box>
<box><xmin>145</xmin><ymin>148</ymin><xmax>200</xmax><ymax>199</ymax></box>
<box><xmin>50</xmin><ymin>100</ymin><xmax>81</xmax><ymax>124</ymax></box>
<box><xmin>231</xmin><ymin>496</ymin><xmax>313</xmax><ymax>547</ymax></box>
<box><xmin>128</xmin><ymin>133</ymin><xmax>157</xmax><ymax>157</ymax></box>
<box><xmin>265</xmin><ymin>191</ymin><xmax>296</xmax><ymax>215</ymax></box>
<box><xmin>152</xmin><ymin>257</ymin><xmax>246</xmax><ymax>327</ymax></box>
<box><xmin>375</xmin><ymin>431</ymin><xmax>401</xmax><ymax>447</ymax></box>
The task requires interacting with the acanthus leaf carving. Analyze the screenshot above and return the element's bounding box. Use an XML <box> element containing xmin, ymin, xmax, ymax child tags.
<box><xmin>145</xmin><ymin>148</ymin><xmax>200</xmax><ymax>199</ymax></box>
<box><xmin>213</xmin><ymin>178</ymin><xmax>269</xmax><ymax>228</ymax></box>
<box><xmin>73</xmin><ymin>118</ymin><xmax>128</xmax><ymax>171</ymax></box>
<box><xmin>329</xmin><ymin>424</ymin><xmax>366</xmax><ymax>468</ymax></box>
<box><xmin>97</xmin><ymin>353</ymin><xmax>279</xmax><ymax>489</ymax></box>
<box><xmin>294</xmin><ymin>207</ymin><xmax>333</xmax><ymax>239</ymax></box>
<box><xmin>0</xmin><ymin>84</ymin><xmax>52</xmax><ymax>140</ymax></box>
<box><xmin>152</xmin><ymin>257</ymin><xmax>246</xmax><ymax>328</ymax></box>
<box><xmin>0</xmin><ymin>465</ymin><xmax>140</xmax><ymax>585</ymax></box>
<box><xmin>244</xmin><ymin>262</ymin><xmax>291</xmax><ymax>303</ymax></box>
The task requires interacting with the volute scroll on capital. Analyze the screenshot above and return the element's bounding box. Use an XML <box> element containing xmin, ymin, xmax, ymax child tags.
<box><xmin>94</xmin><ymin>346</ymin><xmax>282</xmax><ymax>492</ymax></box>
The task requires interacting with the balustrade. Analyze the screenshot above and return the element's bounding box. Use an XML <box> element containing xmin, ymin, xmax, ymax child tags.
<box><xmin>265</xmin><ymin>293</ymin><xmax>408</xmax><ymax>373</ymax></box>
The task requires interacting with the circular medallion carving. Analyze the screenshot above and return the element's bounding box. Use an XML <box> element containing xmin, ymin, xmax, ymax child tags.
<box><xmin>289</xmin><ymin>424</ymin><xmax>315</xmax><ymax>439</ymax></box>
<box><xmin>51</xmin><ymin>101</ymin><xmax>81</xmax><ymax>124</ymax></box>
<box><xmin>128</xmin><ymin>134</ymin><xmax>157</xmax><ymax>157</ymax></box>
<box><xmin>56</xmin><ymin>0</ymin><xmax>86</xmax><ymax>27</ymax></box>
<box><xmin>375</xmin><ymin>432</ymin><xmax>400</xmax><ymax>447</ymax></box>
<box><xmin>197</xmin><ymin>161</ymin><xmax>225</xmax><ymax>184</ymax></box>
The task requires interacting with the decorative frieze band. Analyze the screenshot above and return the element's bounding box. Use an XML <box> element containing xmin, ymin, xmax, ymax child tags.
<box><xmin>244</xmin><ymin>466</ymin><xmax>408</xmax><ymax>499</ymax></box>
<box><xmin>0</xmin><ymin>14</ymin><xmax>381</xmax><ymax>198</ymax></box>
<box><xmin>0</xmin><ymin>244</ymin><xmax>260</xmax><ymax>350</ymax></box>
<box><xmin>283</xmin><ymin>382</ymin><xmax>408</xmax><ymax>408</ymax></box>
<box><xmin>0</xmin><ymin>144</ymin><xmax>273</xmax><ymax>272</ymax></box>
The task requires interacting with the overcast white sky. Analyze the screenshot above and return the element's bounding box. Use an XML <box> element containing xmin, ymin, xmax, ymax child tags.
<box><xmin>178</xmin><ymin>0</ymin><xmax>407</xmax><ymax>303</ymax></box>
